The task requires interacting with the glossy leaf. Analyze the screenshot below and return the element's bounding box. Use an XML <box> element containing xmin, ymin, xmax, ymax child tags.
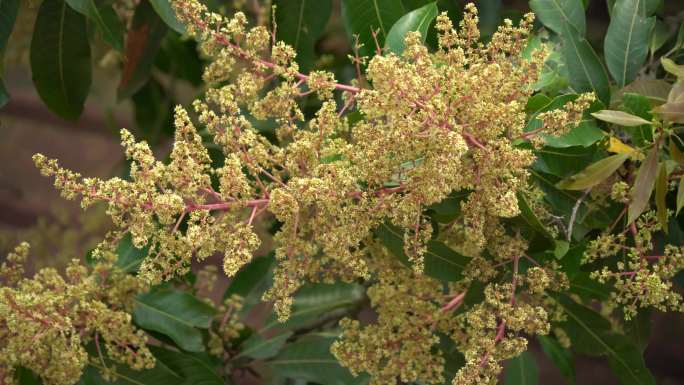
<box><xmin>591</xmin><ymin>110</ymin><xmax>651</xmax><ymax>126</ymax></box>
<box><xmin>542</xmin><ymin>120</ymin><xmax>605</xmax><ymax>148</ymax></box>
<box><xmin>262</xmin><ymin>282</ymin><xmax>364</xmax><ymax>331</ymax></box>
<box><xmin>268</xmin><ymin>334</ymin><xmax>368</xmax><ymax>385</ymax></box>
<box><xmin>118</xmin><ymin>0</ymin><xmax>167</xmax><ymax>100</ymax></box>
<box><xmin>236</xmin><ymin>331</ymin><xmax>292</xmax><ymax>359</ymax></box>
<box><xmin>133</xmin><ymin>288</ymin><xmax>217</xmax><ymax>352</ymax></box>
<box><xmin>149</xmin><ymin>0</ymin><xmax>185</xmax><ymax>34</ymax></box>
<box><xmin>656</xmin><ymin>162</ymin><xmax>668</xmax><ymax>231</ymax></box>
<box><xmin>376</xmin><ymin>222</ymin><xmax>470</xmax><ymax>282</ymax></box>
<box><xmin>538</xmin><ymin>335</ymin><xmax>575</xmax><ymax>384</ymax></box>
<box><xmin>66</xmin><ymin>0</ymin><xmax>125</xmax><ymax>51</ymax></box>
<box><xmin>529</xmin><ymin>0</ymin><xmax>585</xmax><ymax>36</ymax></box>
<box><xmin>223</xmin><ymin>254</ymin><xmax>275</xmax><ymax>299</ymax></box>
<box><xmin>384</xmin><ymin>2</ymin><xmax>438</xmax><ymax>55</ymax></box>
<box><xmin>342</xmin><ymin>0</ymin><xmax>407</xmax><ymax>57</ymax></box>
<box><xmin>556</xmin><ymin>154</ymin><xmax>629</xmax><ymax>190</ymax></box>
<box><xmin>30</xmin><ymin>0</ymin><xmax>92</xmax><ymax>120</ymax></box>
<box><xmin>604</xmin><ymin>0</ymin><xmax>656</xmax><ymax>87</ymax></box>
<box><xmin>504</xmin><ymin>351</ymin><xmax>538</xmax><ymax>385</ymax></box>
<box><xmin>0</xmin><ymin>0</ymin><xmax>19</xmax><ymax>51</ymax></box>
<box><xmin>115</xmin><ymin>233</ymin><xmax>151</xmax><ymax>273</ymax></box>
<box><xmin>628</xmin><ymin>145</ymin><xmax>658</xmax><ymax>223</ymax></box>
<box><xmin>274</xmin><ymin>0</ymin><xmax>332</xmax><ymax>72</ymax></box>
<box><xmin>560</xmin><ymin>23</ymin><xmax>611</xmax><ymax>104</ymax></box>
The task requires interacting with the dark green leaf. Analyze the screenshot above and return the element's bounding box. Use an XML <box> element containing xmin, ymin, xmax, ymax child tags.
<box><xmin>624</xmin><ymin>309</ymin><xmax>651</xmax><ymax>352</ymax></box>
<box><xmin>560</xmin><ymin>23</ymin><xmax>611</xmax><ymax>104</ymax></box>
<box><xmin>628</xmin><ymin>145</ymin><xmax>658</xmax><ymax>223</ymax></box>
<box><xmin>236</xmin><ymin>331</ymin><xmax>292</xmax><ymax>359</ymax></box>
<box><xmin>15</xmin><ymin>367</ymin><xmax>43</xmax><ymax>385</ymax></box>
<box><xmin>542</xmin><ymin>120</ymin><xmax>605</xmax><ymax>148</ymax></box>
<box><xmin>79</xmin><ymin>349</ymin><xmax>181</xmax><ymax>385</ymax></box>
<box><xmin>118</xmin><ymin>0</ymin><xmax>167</xmax><ymax>100</ymax></box>
<box><xmin>384</xmin><ymin>2</ymin><xmax>438</xmax><ymax>55</ymax></box>
<box><xmin>149</xmin><ymin>0</ymin><xmax>185</xmax><ymax>34</ymax></box>
<box><xmin>115</xmin><ymin>233</ymin><xmax>150</xmax><ymax>273</ymax></box>
<box><xmin>262</xmin><ymin>282</ymin><xmax>364</xmax><ymax>331</ymax></box>
<box><xmin>650</xmin><ymin>20</ymin><xmax>671</xmax><ymax>54</ymax></box>
<box><xmin>0</xmin><ymin>0</ymin><xmax>19</xmax><ymax>52</ymax></box>
<box><xmin>0</xmin><ymin>79</ymin><xmax>9</xmax><ymax>108</ymax></box>
<box><xmin>342</xmin><ymin>0</ymin><xmax>407</xmax><ymax>57</ymax></box>
<box><xmin>604</xmin><ymin>0</ymin><xmax>656</xmax><ymax>87</ymax></box>
<box><xmin>30</xmin><ymin>0</ymin><xmax>92</xmax><ymax>120</ymax></box>
<box><xmin>66</xmin><ymin>0</ymin><xmax>125</xmax><ymax>51</ymax></box>
<box><xmin>375</xmin><ymin>222</ymin><xmax>470</xmax><ymax>282</ymax></box>
<box><xmin>517</xmin><ymin>192</ymin><xmax>555</xmax><ymax>243</ymax></box>
<box><xmin>556</xmin><ymin>153</ymin><xmax>629</xmax><ymax>190</ymax></box>
<box><xmin>268</xmin><ymin>334</ymin><xmax>368</xmax><ymax>385</ymax></box>
<box><xmin>133</xmin><ymin>288</ymin><xmax>217</xmax><ymax>352</ymax></box>
<box><xmin>274</xmin><ymin>0</ymin><xmax>333</xmax><ymax>72</ymax></box>
<box><xmin>504</xmin><ymin>351</ymin><xmax>538</xmax><ymax>385</ymax></box>
<box><xmin>538</xmin><ymin>335</ymin><xmax>575</xmax><ymax>384</ymax></box>
<box><xmin>428</xmin><ymin>190</ymin><xmax>469</xmax><ymax>223</ymax></box>
<box><xmin>677</xmin><ymin>174</ymin><xmax>684</xmax><ymax>215</ymax></box>
<box><xmin>529</xmin><ymin>0</ymin><xmax>585</xmax><ymax>36</ymax></box>
<box><xmin>149</xmin><ymin>346</ymin><xmax>224</xmax><ymax>385</ymax></box>
<box><xmin>223</xmin><ymin>253</ymin><xmax>275</xmax><ymax>301</ymax></box>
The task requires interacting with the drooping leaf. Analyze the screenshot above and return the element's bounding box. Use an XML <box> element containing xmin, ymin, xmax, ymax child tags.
<box><xmin>607</xmin><ymin>136</ymin><xmax>641</xmax><ymax>160</ymax></box>
<box><xmin>656</xmin><ymin>162</ymin><xmax>669</xmax><ymax>231</ymax></box>
<box><xmin>375</xmin><ymin>222</ymin><xmax>470</xmax><ymax>282</ymax></box>
<box><xmin>0</xmin><ymin>0</ymin><xmax>20</xmax><ymax>52</ymax></box>
<box><xmin>148</xmin><ymin>346</ymin><xmax>224</xmax><ymax>385</ymax></box>
<box><xmin>118</xmin><ymin>0</ymin><xmax>168</xmax><ymax>100</ymax></box>
<box><xmin>133</xmin><ymin>288</ymin><xmax>217</xmax><ymax>352</ymax></box>
<box><xmin>66</xmin><ymin>0</ymin><xmax>125</xmax><ymax>51</ymax></box>
<box><xmin>529</xmin><ymin>0</ymin><xmax>585</xmax><ymax>36</ymax></box>
<box><xmin>615</xmin><ymin>79</ymin><xmax>671</xmax><ymax>105</ymax></box>
<box><xmin>604</xmin><ymin>0</ymin><xmax>656</xmax><ymax>87</ymax></box>
<box><xmin>149</xmin><ymin>0</ymin><xmax>185</xmax><ymax>34</ymax></box>
<box><xmin>115</xmin><ymin>233</ymin><xmax>151</xmax><ymax>273</ymax></box>
<box><xmin>670</xmin><ymin>140</ymin><xmax>684</xmax><ymax>164</ymax></box>
<box><xmin>628</xmin><ymin>145</ymin><xmax>659</xmax><ymax>223</ymax></box>
<box><xmin>504</xmin><ymin>351</ymin><xmax>538</xmax><ymax>385</ymax></box>
<box><xmin>517</xmin><ymin>192</ymin><xmax>555</xmax><ymax>244</ymax></box>
<box><xmin>384</xmin><ymin>2</ymin><xmax>438</xmax><ymax>55</ymax></box>
<box><xmin>661</xmin><ymin>57</ymin><xmax>684</xmax><ymax>78</ymax></box>
<box><xmin>262</xmin><ymin>282</ymin><xmax>365</xmax><ymax>331</ymax></box>
<box><xmin>30</xmin><ymin>0</ymin><xmax>92</xmax><ymax>120</ymax></box>
<box><xmin>653</xmin><ymin>101</ymin><xmax>684</xmax><ymax>123</ymax></box>
<box><xmin>538</xmin><ymin>335</ymin><xmax>575</xmax><ymax>384</ymax></box>
<box><xmin>560</xmin><ymin>23</ymin><xmax>611</xmax><ymax>104</ymax></box>
<box><xmin>267</xmin><ymin>334</ymin><xmax>368</xmax><ymax>385</ymax></box>
<box><xmin>274</xmin><ymin>0</ymin><xmax>333</xmax><ymax>72</ymax></box>
<box><xmin>342</xmin><ymin>0</ymin><xmax>407</xmax><ymax>57</ymax></box>
<box><xmin>556</xmin><ymin>153</ymin><xmax>629</xmax><ymax>190</ymax></box>
<box><xmin>235</xmin><ymin>331</ymin><xmax>292</xmax><ymax>360</ymax></box>
<box><xmin>591</xmin><ymin>110</ymin><xmax>651</xmax><ymax>126</ymax></box>
<box><xmin>668</xmin><ymin>80</ymin><xmax>684</xmax><ymax>103</ymax></box>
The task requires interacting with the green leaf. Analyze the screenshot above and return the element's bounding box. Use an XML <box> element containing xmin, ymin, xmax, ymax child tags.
<box><xmin>650</xmin><ymin>20</ymin><xmax>671</xmax><ymax>55</ymax></box>
<box><xmin>30</xmin><ymin>0</ymin><xmax>92</xmax><ymax>120</ymax></box>
<box><xmin>149</xmin><ymin>0</ymin><xmax>185</xmax><ymax>34</ymax></box>
<box><xmin>274</xmin><ymin>0</ymin><xmax>333</xmax><ymax>72</ymax></box>
<box><xmin>115</xmin><ymin>233</ymin><xmax>150</xmax><ymax>273</ymax></box>
<box><xmin>591</xmin><ymin>110</ymin><xmax>651</xmax><ymax>126</ymax></box>
<box><xmin>15</xmin><ymin>367</ymin><xmax>43</xmax><ymax>385</ymax></box>
<box><xmin>677</xmin><ymin>174</ymin><xmax>684</xmax><ymax>215</ymax></box>
<box><xmin>133</xmin><ymin>288</ymin><xmax>217</xmax><ymax>352</ymax></box>
<box><xmin>118</xmin><ymin>0</ymin><xmax>167</xmax><ymax>100</ymax></box>
<box><xmin>628</xmin><ymin>145</ymin><xmax>658</xmax><ymax>223</ymax></box>
<box><xmin>80</xmin><ymin>348</ymin><xmax>181</xmax><ymax>385</ymax></box>
<box><xmin>670</xmin><ymin>140</ymin><xmax>684</xmax><ymax>164</ymax></box>
<box><xmin>0</xmin><ymin>79</ymin><xmax>9</xmax><ymax>108</ymax></box>
<box><xmin>0</xmin><ymin>0</ymin><xmax>19</xmax><ymax>52</ymax></box>
<box><xmin>560</xmin><ymin>23</ymin><xmax>611</xmax><ymax>104</ymax></box>
<box><xmin>375</xmin><ymin>222</ymin><xmax>470</xmax><ymax>282</ymax></box>
<box><xmin>517</xmin><ymin>192</ymin><xmax>555</xmax><ymax>243</ymax></box>
<box><xmin>268</xmin><ymin>334</ymin><xmax>368</xmax><ymax>385</ymax></box>
<box><xmin>604</xmin><ymin>0</ymin><xmax>656</xmax><ymax>87</ymax></box>
<box><xmin>224</xmin><ymin>254</ymin><xmax>275</xmax><ymax>299</ymax></box>
<box><xmin>428</xmin><ymin>190</ymin><xmax>469</xmax><ymax>223</ymax></box>
<box><xmin>542</xmin><ymin>120</ymin><xmax>605</xmax><ymax>148</ymax></box>
<box><xmin>504</xmin><ymin>351</ymin><xmax>538</xmax><ymax>385</ymax></box>
<box><xmin>656</xmin><ymin>162</ymin><xmax>668</xmax><ymax>231</ymax></box>
<box><xmin>236</xmin><ymin>331</ymin><xmax>292</xmax><ymax>359</ymax></box>
<box><xmin>538</xmin><ymin>335</ymin><xmax>575</xmax><ymax>384</ymax></box>
<box><xmin>662</xmin><ymin>57</ymin><xmax>684</xmax><ymax>78</ymax></box>
<box><xmin>556</xmin><ymin>153</ymin><xmax>629</xmax><ymax>190</ymax></box>
<box><xmin>342</xmin><ymin>0</ymin><xmax>407</xmax><ymax>57</ymax></box>
<box><xmin>529</xmin><ymin>0</ymin><xmax>585</xmax><ymax>36</ymax></box>
<box><xmin>384</xmin><ymin>2</ymin><xmax>438</xmax><ymax>55</ymax></box>
<box><xmin>66</xmin><ymin>0</ymin><xmax>125</xmax><ymax>51</ymax></box>
<box><xmin>148</xmin><ymin>346</ymin><xmax>224</xmax><ymax>385</ymax></box>
<box><xmin>557</xmin><ymin>296</ymin><xmax>656</xmax><ymax>385</ymax></box>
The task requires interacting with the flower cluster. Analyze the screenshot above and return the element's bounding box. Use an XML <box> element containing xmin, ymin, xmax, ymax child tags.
<box><xmin>0</xmin><ymin>243</ymin><xmax>152</xmax><ymax>385</ymax></box>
